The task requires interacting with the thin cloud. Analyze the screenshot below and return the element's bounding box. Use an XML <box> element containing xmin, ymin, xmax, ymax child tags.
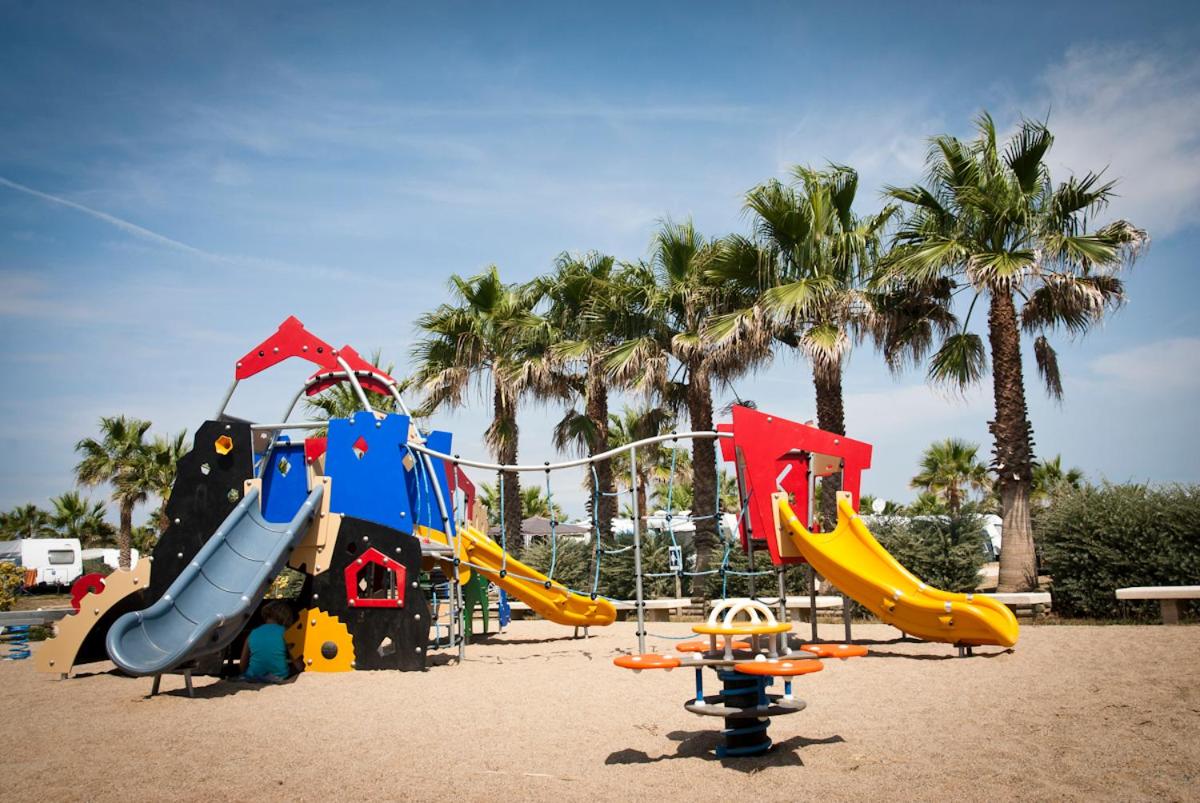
<box><xmin>1036</xmin><ymin>46</ymin><xmax>1200</xmax><ymax>236</ymax></box>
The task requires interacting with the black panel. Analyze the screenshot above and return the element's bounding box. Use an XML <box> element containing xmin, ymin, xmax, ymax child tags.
<box><xmin>149</xmin><ymin>420</ymin><xmax>255</xmax><ymax>602</ymax></box>
<box><xmin>303</xmin><ymin>516</ymin><xmax>430</xmax><ymax>671</ymax></box>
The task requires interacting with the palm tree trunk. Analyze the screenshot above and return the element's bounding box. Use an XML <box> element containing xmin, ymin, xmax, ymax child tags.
<box><xmin>813</xmin><ymin>362</ymin><xmax>845</xmax><ymax>529</ymax></box>
<box><xmin>687</xmin><ymin>367</ymin><xmax>718</xmax><ymax>585</ymax></box>
<box><xmin>118</xmin><ymin>501</ymin><xmax>133</xmax><ymax>570</ymax></box>
<box><xmin>987</xmin><ymin>290</ymin><xmax>1037</xmax><ymax>592</ymax></box>
<box><xmin>635</xmin><ymin>470</ymin><xmax>649</xmax><ymax>527</ymax></box>
<box><xmin>585</xmin><ymin>360</ymin><xmax>616</xmax><ymax>538</ymax></box>
<box><xmin>493</xmin><ymin>388</ymin><xmax>523</xmax><ymax>557</ymax></box>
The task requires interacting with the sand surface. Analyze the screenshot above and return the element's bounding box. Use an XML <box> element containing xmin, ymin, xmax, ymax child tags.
<box><xmin>3</xmin><ymin>620</ymin><xmax>1199</xmax><ymax>802</ymax></box>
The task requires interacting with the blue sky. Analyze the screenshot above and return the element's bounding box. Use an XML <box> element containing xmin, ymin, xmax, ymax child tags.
<box><xmin>2</xmin><ymin>1</ymin><xmax>1199</xmax><ymax>521</ymax></box>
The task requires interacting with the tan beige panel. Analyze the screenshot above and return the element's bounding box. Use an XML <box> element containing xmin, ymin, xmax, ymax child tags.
<box><xmin>770</xmin><ymin>491</ymin><xmax>805</xmax><ymax>560</ymax></box>
<box><xmin>288</xmin><ymin>475</ymin><xmax>340</xmax><ymax>576</ymax></box>
<box><xmin>34</xmin><ymin>563</ymin><xmax>152</xmax><ymax>675</ymax></box>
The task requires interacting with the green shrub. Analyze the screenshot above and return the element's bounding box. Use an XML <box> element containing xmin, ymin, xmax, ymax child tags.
<box><xmin>0</xmin><ymin>562</ymin><xmax>24</xmax><ymax>611</ymax></box>
<box><xmin>869</xmin><ymin>510</ymin><xmax>987</xmax><ymax>593</ymax></box>
<box><xmin>1038</xmin><ymin>484</ymin><xmax>1200</xmax><ymax>619</ymax></box>
<box><xmin>81</xmin><ymin>558</ymin><xmax>111</xmax><ymax>577</ymax></box>
<box><xmin>522</xmin><ymin>537</ymin><xmax>593</xmax><ymax>596</ymax></box>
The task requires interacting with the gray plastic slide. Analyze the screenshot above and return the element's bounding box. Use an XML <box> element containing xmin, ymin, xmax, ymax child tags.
<box><xmin>106</xmin><ymin>482</ymin><xmax>323</xmax><ymax>677</ymax></box>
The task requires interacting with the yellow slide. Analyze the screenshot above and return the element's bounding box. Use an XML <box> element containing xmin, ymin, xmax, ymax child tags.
<box><xmin>419</xmin><ymin>524</ymin><xmax>616</xmax><ymax>628</ymax></box>
<box><xmin>777</xmin><ymin>493</ymin><xmax>1019</xmax><ymax>647</ymax></box>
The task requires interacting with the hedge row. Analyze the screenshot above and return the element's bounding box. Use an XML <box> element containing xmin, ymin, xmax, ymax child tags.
<box><xmin>1037</xmin><ymin>484</ymin><xmax>1200</xmax><ymax>619</ymax></box>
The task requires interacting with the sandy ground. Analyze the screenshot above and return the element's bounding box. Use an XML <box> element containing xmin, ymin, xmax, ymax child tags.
<box><xmin>2</xmin><ymin>620</ymin><xmax>1199</xmax><ymax>803</ymax></box>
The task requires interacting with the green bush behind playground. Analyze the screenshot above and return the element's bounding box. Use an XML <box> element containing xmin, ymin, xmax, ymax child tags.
<box><xmin>868</xmin><ymin>510</ymin><xmax>989</xmax><ymax>594</ymax></box>
<box><xmin>1037</xmin><ymin>484</ymin><xmax>1200</xmax><ymax>619</ymax></box>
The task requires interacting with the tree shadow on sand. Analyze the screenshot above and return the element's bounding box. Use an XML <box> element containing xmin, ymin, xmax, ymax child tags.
<box><xmin>605</xmin><ymin>731</ymin><xmax>845</xmax><ymax>772</ymax></box>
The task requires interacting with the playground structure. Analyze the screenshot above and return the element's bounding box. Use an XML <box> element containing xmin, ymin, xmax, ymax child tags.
<box><xmin>31</xmin><ymin>316</ymin><xmax>1017</xmax><ymax>708</ymax></box>
<box><xmin>610</xmin><ymin>406</ymin><xmax>1019</xmax><ymax>757</ymax></box>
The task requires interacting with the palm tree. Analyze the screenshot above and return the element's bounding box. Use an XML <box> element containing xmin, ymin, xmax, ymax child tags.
<box><xmin>710</xmin><ymin>165</ymin><xmax>947</xmax><ymax>525</ymax></box>
<box><xmin>410</xmin><ymin>267</ymin><xmax>552</xmax><ymax>552</ymax></box>
<box><xmin>479</xmin><ymin>483</ymin><xmax>566</xmax><ymax>524</ymax></box>
<box><xmin>911</xmin><ymin>438</ymin><xmax>991</xmax><ymax>514</ymax></box>
<box><xmin>905</xmin><ymin>491</ymin><xmax>948</xmax><ymax>516</ymax></box>
<box><xmin>75</xmin><ymin>416</ymin><xmax>157</xmax><ymax>569</ymax></box>
<box><xmin>886</xmin><ymin>113</ymin><xmax>1146</xmax><ymax>590</ymax></box>
<box><xmin>539</xmin><ymin>252</ymin><xmax>623</xmax><ymax>540</ymax></box>
<box><xmin>606</xmin><ymin>405</ymin><xmax>675</xmax><ymax>530</ymax></box>
<box><xmin>50</xmin><ymin>492</ymin><xmax>115</xmax><ymax>548</ymax></box>
<box><xmin>1031</xmin><ymin>455</ymin><xmax>1085</xmax><ymax>505</ymax></box>
<box><xmin>147</xmin><ymin>430</ymin><xmax>190</xmax><ymax>531</ymax></box>
<box><xmin>0</xmin><ymin>504</ymin><xmax>56</xmax><ymax>539</ymax></box>
<box><xmin>606</xmin><ymin>221</ymin><xmax>763</xmax><ymax>579</ymax></box>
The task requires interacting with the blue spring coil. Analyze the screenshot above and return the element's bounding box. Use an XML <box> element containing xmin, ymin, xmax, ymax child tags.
<box><xmin>3</xmin><ymin>625</ymin><xmax>31</xmax><ymax>660</ymax></box>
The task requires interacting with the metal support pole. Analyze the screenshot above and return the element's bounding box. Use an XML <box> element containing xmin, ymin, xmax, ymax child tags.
<box><xmin>256</xmin><ymin>385</ymin><xmax>306</xmax><ymax>479</ymax></box>
<box><xmin>214</xmin><ymin>378</ymin><xmax>239</xmax><ymax>419</ymax></box>
<box><xmin>746</xmin><ymin>531</ymin><xmax>757</xmax><ymax>599</ymax></box>
<box><xmin>808</xmin><ymin>564</ymin><xmax>818</xmax><ymax>642</ymax></box>
<box><xmin>776</xmin><ymin>565</ymin><xmax>788</xmax><ymax>654</ymax></box>
<box><xmin>843</xmin><ymin>596</ymin><xmax>853</xmax><ymax>642</ymax></box>
<box><xmin>630</xmin><ymin>445</ymin><xmax>646</xmax><ymax>655</ymax></box>
<box><xmin>335</xmin><ymin>355</ymin><xmax>375</xmax><ymax>415</ymax></box>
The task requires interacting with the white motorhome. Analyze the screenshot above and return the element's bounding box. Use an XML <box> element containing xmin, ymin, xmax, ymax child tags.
<box><xmin>0</xmin><ymin>538</ymin><xmax>83</xmax><ymax>587</ymax></box>
<box><xmin>81</xmin><ymin>548</ymin><xmax>140</xmax><ymax>571</ymax></box>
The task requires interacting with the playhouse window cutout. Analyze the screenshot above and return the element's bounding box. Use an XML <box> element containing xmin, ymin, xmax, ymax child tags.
<box><xmin>277</xmin><ymin>456</ymin><xmax>291</xmax><ymax>477</ymax></box>
<box><xmin>344</xmin><ymin>547</ymin><xmax>406</xmax><ymax>609</ymax></box>
<box><xmin>352</xmin><ymin>436</ymin><xmax>369</xmax><ymax>460</ymax></box>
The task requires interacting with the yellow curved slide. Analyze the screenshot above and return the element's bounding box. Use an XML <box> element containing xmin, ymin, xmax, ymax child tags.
<box><xmin>419</xmin><ymin>524</ymin><xmax>616</xmax><ymax>628</ymax></box>
<box><xmin>778</xmin><ymin>493</ymin><xmax>1018</xmax><ymax>647</ymax></box>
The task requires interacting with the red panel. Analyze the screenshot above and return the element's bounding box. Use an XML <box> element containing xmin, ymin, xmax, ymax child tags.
<box><xmin>234</xmin><ymin>316</ymin><xmax>339</xmax><ymax>381</ymax></box>
<box><xmin>304</xmin><ymin>437</ymin><xmax>327</xmax><ymax>464</ymax></box>
<box><xmin>452</xmin><ymin>466</ymin><xmax>477</xmax><ymax>520</ymax></box>
<box><xmin>729</xmin><ymin>406</ymin><xmax>873</xmax><ymax>566</ymax></box>
<box><xmin>716</xmin><ymin>423</ymin><xmax>735</xmax><ymax>461</ymax></box>
<box><xmin>343</xmin><ymin>547</ymin><xmax>407</xmax><ymax>609</ymax></box>
<box><xmin>69</xmin><ymin>573</ymin><xmax>106</xmax><ymax>612</ymax></box>
<box><xmin>304</xmin><ymin>345</ymin><xmax>398</xmax><ymax>398</ymax></box>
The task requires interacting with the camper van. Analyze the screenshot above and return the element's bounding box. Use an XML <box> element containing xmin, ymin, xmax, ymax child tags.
<box><xmin>81</xmin><ymin>547</ymin><xmax>140</xmax><ymax>571</ymax></box>
<box><xmin>0</xmin><ymin>538</ymin><xmax>83</xmax><ymax>587</ymax></box>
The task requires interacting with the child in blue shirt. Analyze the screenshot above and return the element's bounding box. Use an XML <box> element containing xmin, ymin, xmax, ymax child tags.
<box><xmin>239</xmin><ymin>601</ymin><xmax>295</xmax><ymax>683</ymax></box>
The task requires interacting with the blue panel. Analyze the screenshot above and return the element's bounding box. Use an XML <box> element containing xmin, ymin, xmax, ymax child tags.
<box><xmin>261</xmin><ymin>437</ymin><xmax>310</xmax><ymax>523</ymax></box>
<box><xmin>406</xmin><ymin>429</ymin><xmax>456</xmax><ymax>536</ymax></box>
<box><xmin>324</xmin><ymin>413</ymin><xmax>414</xmax><ymax>533</ymax></box>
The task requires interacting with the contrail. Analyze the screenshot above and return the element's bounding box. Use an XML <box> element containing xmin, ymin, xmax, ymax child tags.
<box><xmin>0</xmin><ymin>174</ymin><xmax>389</xmax><ymax>287</ymax></box>
<box><xmin>0</xmin><ymin>174</ymin><xmax>206</xmax><ymax>255</ymax></box>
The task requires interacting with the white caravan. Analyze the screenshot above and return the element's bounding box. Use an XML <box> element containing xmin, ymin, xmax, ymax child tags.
<box><xmin>81</xmin><ymin>548</ymin><xmax>141</xmax><ymax>571</ymax></box>
<box><xmin>0</xmin><ymin>538</ymin><xmax>83</xmax><ymax>587</ymax></box>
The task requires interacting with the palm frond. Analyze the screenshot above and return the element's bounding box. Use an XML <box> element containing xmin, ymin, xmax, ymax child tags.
<box><xmin>1033</xmin><ymin>335</ymin><xmax>1063</xmax><ymax>402</ymax></box>
<box><xmin>928</xmin><ymin>332</ymin><xmax>987</xmax><ymax>388</ymax></box>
